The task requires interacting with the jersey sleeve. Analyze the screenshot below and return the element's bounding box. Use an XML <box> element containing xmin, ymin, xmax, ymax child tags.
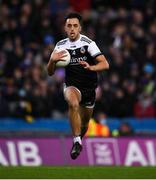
<box><xmin>88</xmin><ymin>41</ymin><xmax>103</xmax><ymax>58</ymax></box>
<box><xmin>53</xmin><ymin>44</ymin><xmax>59</xmax><ymax>51</ymax></box>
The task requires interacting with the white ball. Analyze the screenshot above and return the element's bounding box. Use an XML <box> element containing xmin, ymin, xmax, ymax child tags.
<box><xmin>55</xmin><ymin>48</ymin><xmax>71</xmax><ymax>67</ymax></box>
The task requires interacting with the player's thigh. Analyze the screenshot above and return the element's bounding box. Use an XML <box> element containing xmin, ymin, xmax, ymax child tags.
<box><xmin>64</xmin><ymin>86</ymin><xmax>81</xmax><ymax>106</ymax></box>
<box><xmin>79</xmin><ymin>106</ymin><xmax>93</xmax><ymax>124</ymax></box>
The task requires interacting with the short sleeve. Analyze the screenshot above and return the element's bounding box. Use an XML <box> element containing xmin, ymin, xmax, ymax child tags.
<box><xmin>88</xmin><ymin>41</ymin><xmax>102</xmax><ymax>58</ymax></box>
<box><xmin>53</xmin><ymin>44</ymin><xmax>59</xmax><ymax>51</ymax></box>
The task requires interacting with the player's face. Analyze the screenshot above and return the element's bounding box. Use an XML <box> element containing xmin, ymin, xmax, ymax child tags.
<box><xmin>65</xmin><ymin>18</ymin><xmax>81</xmax><ymax>41</ymax></box>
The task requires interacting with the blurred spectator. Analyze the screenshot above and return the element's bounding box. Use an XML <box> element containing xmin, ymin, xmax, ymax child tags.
<box><xmin>0</xmin><ymin>90</ymin><xmax>8</xmax><ymax>117</ymax></box>
<box><xmin>112</xmin><ymin>122</ymin><xmax>134</xmax><ymax>137</ymax></box>
<box><xmin>110</xmin><ymin>88</ymin><xmax>127</xmax><ymax>118</ymax></box>
<box><xmin>134</xmin><ymin>92</ymin><xmax>155</xmax><ymax>118</ymax></box>
<box><xmin>118</xmin><ymin>122</ymin><xmax>134</xmax><ymax>136</ymax></box>
<box><xmin>50</xmin><ymin>0</ymin><xmax>69</xmax><ymax>15</ymax></box>
<box><xmin>69</xmin><ymin>0</ymin><xmax>91</xmax><ymax>12</ymax></box>
<box><xmin>85</xmin><ymin>112</ymin><xmax>110</xmax><ymax>137</ymax></box>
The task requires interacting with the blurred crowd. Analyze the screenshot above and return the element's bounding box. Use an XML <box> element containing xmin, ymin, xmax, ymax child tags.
<box><xmin>0</xmin><ymin>0</ymin><xmax>156</xmax><ymax>121</ymax></box>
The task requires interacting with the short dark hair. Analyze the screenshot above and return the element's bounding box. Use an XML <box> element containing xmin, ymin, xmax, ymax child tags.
<box><xmin>65</xmin><ymin>12</ymin><xmax>82</xmax><ymax>23</ymax></box>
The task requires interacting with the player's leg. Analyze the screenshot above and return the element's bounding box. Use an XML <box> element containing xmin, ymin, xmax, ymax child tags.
<box><xmin>79</xmin><ymin>89</ymin><xmax>95</xmax><ymax>138</ymax></box>
<box><xmin>64</xmin><ymin>86</ymin><xmax>82</xmax><ymax>159</ymax></box>
<box><xmin>64</xmin><ymin>86</ymin><xmax>81</xmax><ymax>136</ymax></box>
<box><xmin>79</xmin><ymin>106</ymin><xmax>94</xmax><ymax>138</ymax></box>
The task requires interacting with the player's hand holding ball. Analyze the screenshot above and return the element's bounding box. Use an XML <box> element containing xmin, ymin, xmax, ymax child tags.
<box><xmin>50</xmin><ymin>48</ymin><xmax>70</xmax><ymax>67</ymax></box>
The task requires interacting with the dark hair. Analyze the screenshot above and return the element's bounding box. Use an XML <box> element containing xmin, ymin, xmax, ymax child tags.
<box><xmin>65</xmin><ymin>12</ymin><xmax>82</xmax><ymax>23</ymax></box>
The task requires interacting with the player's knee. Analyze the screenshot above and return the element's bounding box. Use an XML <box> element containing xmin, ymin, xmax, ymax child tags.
<box><xmin>68</xmin><ymin>100</ymin><xmax>79</xmax><ymax>111</ymax></box>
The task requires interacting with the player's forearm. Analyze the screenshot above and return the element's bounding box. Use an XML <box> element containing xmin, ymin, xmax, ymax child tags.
<box><xmin>90</xmin><ymin>60</ymin><xmax>109</xmax><ymax>72</ymax></box>
<box><xmin>47</xmin><ymin>59</ymin><xmax>56</xmax><ymax>76</ymax></box>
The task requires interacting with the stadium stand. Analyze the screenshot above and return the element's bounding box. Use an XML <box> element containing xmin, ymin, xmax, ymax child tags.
<box><xmin>0</xmin><ymin>0</ymin><xmax>156</xmax><ymax>136</ymax></box>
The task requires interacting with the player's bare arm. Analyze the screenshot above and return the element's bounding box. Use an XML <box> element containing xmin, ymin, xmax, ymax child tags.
<box><xmin>47</xmin><ymin>50</ymin><xmax>67</xmax><ymax>76</ymax></box>
<box><xmin>79</xmin><ymin>54</ymin><xmax>109</xmax><ymax>71</ymax></box>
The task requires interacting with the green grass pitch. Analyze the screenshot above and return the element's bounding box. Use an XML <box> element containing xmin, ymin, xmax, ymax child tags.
<box><xmin>0</xmin><ymin>166</ymin><xmax>156</xmax><ymax>179</ymax></box>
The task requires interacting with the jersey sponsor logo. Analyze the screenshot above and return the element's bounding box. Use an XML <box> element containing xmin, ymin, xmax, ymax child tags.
<box><xmin>70</xmin><ymin>56</ymin><xmax>87</xmax><ymax>65</ymax></box>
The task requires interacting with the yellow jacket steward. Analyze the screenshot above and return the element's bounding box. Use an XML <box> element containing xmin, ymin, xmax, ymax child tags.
<box><xmin>85</xmin><ymin>118</ymin><xmax>110</xmax><ymax>137</ymax></box>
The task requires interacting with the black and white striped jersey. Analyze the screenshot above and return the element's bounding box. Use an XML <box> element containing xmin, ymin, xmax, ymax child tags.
<box><xmin>54</xmin><ymin>34</ymin><xmax>102</xmax><ymax>90</ymax></box>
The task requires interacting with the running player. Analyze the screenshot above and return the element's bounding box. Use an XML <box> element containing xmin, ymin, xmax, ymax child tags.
<box><xmin>47</xmin><ymin>12</ymin><xmax>109</xmax><ymax>160</ymax></box>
